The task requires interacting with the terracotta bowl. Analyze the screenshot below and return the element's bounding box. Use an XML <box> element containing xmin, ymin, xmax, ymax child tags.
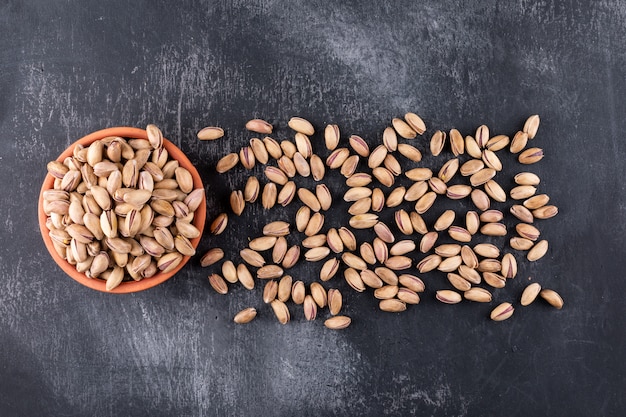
<box><xmin>38</xmin><ymin>127</ymin><xmax>206</xmax><ymax>293</ymax></box>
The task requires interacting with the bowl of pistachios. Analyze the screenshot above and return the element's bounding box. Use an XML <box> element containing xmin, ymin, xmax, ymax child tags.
<box><xmin>38</xmin><ymin>126</ymin><xmax>206</xmax><ymax>293</ymax></box>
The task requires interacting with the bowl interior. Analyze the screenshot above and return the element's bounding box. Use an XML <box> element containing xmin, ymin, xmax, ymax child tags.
<box><xmin>38</xmin><ymin>127</ymin><xmax>206</xmax><ymax>293</ymax></box>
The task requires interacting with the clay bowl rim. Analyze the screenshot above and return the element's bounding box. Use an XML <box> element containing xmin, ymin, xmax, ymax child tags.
<box><xmin>38</xmin><ymin>126</ymin><xmax>206</xmax><ymax>293</ymax></box>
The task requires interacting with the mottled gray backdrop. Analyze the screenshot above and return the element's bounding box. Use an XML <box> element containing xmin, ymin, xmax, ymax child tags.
<box><xmin>1</xmin><ymin>1</ymin><xmax>624</xmax><ymax>416</ymax></box>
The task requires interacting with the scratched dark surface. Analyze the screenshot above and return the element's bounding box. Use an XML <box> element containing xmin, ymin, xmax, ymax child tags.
<box><xmin>1</xmin><ymin>0</ymin><xmax>625</xmax><ymax>416</ymax></box>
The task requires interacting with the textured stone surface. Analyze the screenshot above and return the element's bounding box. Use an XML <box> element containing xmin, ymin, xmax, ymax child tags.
<box><xmin>1</xmin><ymin>0</ymin><xmax>625</xmax><ymax>416</ymax></box>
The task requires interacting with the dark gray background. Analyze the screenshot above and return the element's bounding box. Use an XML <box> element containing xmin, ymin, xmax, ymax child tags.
<box><xmin>1</xmin><ymin>0</ymin><xmax>624</xmax><ymax>416</ymax></box>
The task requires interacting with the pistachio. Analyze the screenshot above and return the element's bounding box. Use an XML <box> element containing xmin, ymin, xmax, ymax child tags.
<box><xmin>435</xmin><ymin>244</ymin><xmax>462</xmax><ymax>257</ymax></box>
<box><xmin>487</xmin><ymin>134</ymin><xmax>510</xmax><ymax>151</ymax></box>
<box><xmin>515</xmin><ymin>172</ymin><xmax>541</xmax><ymax>186</ymax></box>
<box><xmin>175</xmin><ymin>234</ymin><xmax>196</xmax><ymax>257</ymax></box>
<box><xmin>429</xmin><ymin>130</ymin><xmax>446</xmax><ymax>156</ymax></box>
<box><xmin>397</xmin><ymin>143</ymin><xmax>422</xmax><ymax>162</ymax></box>
<box><xmin>384</xmin><ymin>256</ymin><xmax>412</xmax><ymax>271</ymax></box>
<box><xmin>470</xmin><ymin>168</ymin><xmax>496</xmax><ymax>187</ymax></box>
<box><xmin>343</xmin><ymin>186</ymin><xmax>372</xmax><ymax>202</ymax></box>
<box><xmin>523</xmin><ymin>114</ymin><xmax>541</xmax><ymax>139</ymax></box>
<box><xmin>461</xmin><ymin>245</ymin><xmax>479</xmax><ymax>268</ymax></box>
<box><xmin>105</xmin><ymin>266</ymin><xmax>125</xmax><ymax>291</ymax></box>
<box><xmin>490</xmin><ymin>302</ymin><xmax>514</xmax><ymax>321</ymax></box>
<box><xmin>263</xmin><ymin>137</ymin><xmax>283</xmax><ymax>159</ymax></box>
<box><xmin>282</xmin><ymin>245</ymin><xmax>301</xmax><ymax>269</ymax></box>
<box><xmin>240</xmin><ymin>248</ymin><xmax>265</xmax><ymax>268</ymax></box>
<box><xmin>405</xmin><ymin>167</ymin><xmax>433</xmax><ymax>181</ymax></box>
<box><xmin>324</xmin><ymin>124</ymin><xmax>340</xmax><ymax>151</ymax></box>
<box><xmin>210</xmin><ymin>213</ymin><xmax>228</xmax><ymax>235</ymax></box>
<box><xmin>264</xmin><ymin>166</ymin><xmax>288</xmax><ymax>185</ymax></box>
<box><xmin>294</xmin><ymin>134</ymin><xmax>313</xmax><ymax>158</ymax></box>
<box><xmin>510</xmin><ymin>204</ymin><xmax>534</xmax><ymax>223</ymax></box>
<box><xmin>521</xmin><ymin>282</ymin><xmax>542</xmax><ymax>306</ymax></box>
<box><xmin>293</xmin><ymin>152</ymin><xmax>310</xmax><ymax>177</ymax></box>
<box><xmin>484</xmin><ymin>180</ymin><xmax>506</xmax><ymax>203</ymax></box>
<box><xmin>208</xmin><ymin>273</ymin><xmax>228</xmax><ymax>295</ymax></box>
<box><xmin>438</xmin><ymin>158</ymin><xmax>459</xmax><ymax>183</ymax></box>
<box><xmin>304</xmin><ymin>212</ymin><xmax>325</xmax><ymax>237</ymax></box>
<box><xmin>540</xmin><ymin>289</ymin><xmax>563</xmax><ymax>310</ymax></box>
<box><xmin>516</xmin><ymin>223</ymin><xmax>540</xmax><ymax>241</ymax></box>
<box><xmin>464</xmin><ymin>287</ymin><xmax>492</xmax><ymax>303</ymax></box>
<box><xmin>344</xmin><ymin>268</ymin><xmax>365</xmax><ymax>292</ymax></box>
<box><xmin>230</xmin><ymin>190</ymin><xmax>245</xmax><ymax>216</ymax></box>
<box><xmin>305</xmin><ymin>246</ymin><xmax>331</xmax><ymax>262</ymax></box>
<box><xmin>501</xmin><ymin>253</ymin><xmax>518</xmax><ymax>278</ymax></box>
<box><xmin>409</xmin><ymin>212</ymin><xmax>428</xmax><ymax>234</ymax></box>
<box><xmin>272</xmin><ymin>237</ymin><xmax>288</xmax><ymax>264</ymax></box>
<box><xmin>358</xmin><ymin>269</ymin><xmax>381</xmax><ymax>289</ymax></box>
<box><xmin>245</xmin><ymin>118</ymin><xmax>273</xmax><ymax>134</ymax></box>
<box><xmin>262</xmin><ymin>183</ymin><xmax>277</xmax><ymax>209</ymax></box>
<box><xmin>465</xmin><ymin>211</ymin><xmax>480</xmax><ymax>235</ymax></box>
<box><xmin>428</xmin><ymin>177</ymin><xmax>447</xmax><ymax>195</ymax></box>
<box><xmin>420</xmin><ymin>231</ymin><xmax>438</xmax><ymax>253</ymax></box>
<box><xmin>478</xmin><ymin>259</ymin><xmax>502</xmax><ymax>273</ymax></box>
<box><xmin>414</xmin><ymin>192</ymin><xmax>436</xmax><ymax>214</ymax></box>
<box><xmin>326</xmin><ymin>228</ymin><xmax>344</xmax><ymax>254</ymax></box>
<box><xmin>533</xmin><ymin>205</ymin><xmax>558</xmax><ymax>219</ymax></box>
<box><xmin>271</xmin><ymin>299</ymin><xmax>290</xmax><ymax>324</ymax></box>
<box><xmin>324</xmin><ymin>315</ymin><xmax>351</xmax><ymax>329</ymax></box>
<box><xmin>263</xmin><ymin>221</ymin><xmax>290</xmax><ymax>237</ymax></box>
<box><xmin>382</xmin><ymin>127</ymin><xmax>398</xmax><ymax>151</ymax></box>
<box><xmin>436</xmin><ymin>290</ymin><xmax>462</xmax><ymax>304</ymax></box>
<box><xmin>446</xmin><ymin>184</ymin><xmax>472</xmax><ymax>200</ymax></box>
<box><xmin>327</xmin><ymin>289</ymin><xmax>343</xmax><ymax>315</ymax></box>
<box><xmin>342</xmin><ymin>252</ymin><xmax>367</xmax><ymax>271</ymax></box>
<box><xmin>233</xmin><ymin>307</ymin><xmax>257</xmax><ymax>324</ymax></box>
<box><xmin>197</xmin><ymin>126</ymin><xmax>224</xmax><ymax>141</ymax></box>
<box><xmin>518</xmin><ymin>147</ymin><xmax>544</xmax><ymax>164</ymax></box>
<box><xmin>449</xmin><ymin>129</ymin><xmax>464</xmax><ymax>156</ymax></box>
<box><xmin>280</xmin><ymin>140</ymin><xmax>297</xmax><ymax>159</ymax></box>
<box><xmin>373</xmin><ymin>238</ymin><xmax>389</xmax><ymax>264</ymax></box>
<box><xmin>510</xmin><ymin>130</ymin><xmax>529</xmax><ymax>153</ymax></box>
<box><xmin>460</xmin><ymin>159</ymin><xmax>485</xmax><ymax>176</ymax></box>
<box><xmin>288</xmin><ymin>116</ymin><xmax>314</xmax><ymax>135</ymax></box>
<box><xmin>269</xmin><ymin>277</ymin><xmax>288</xmax><ymax>303</ymax></box>
<box><xmin>157</xmin><ymin>252</ymin><xmax>183</xmax><ymax>273</ymax></box>
<box><xmin>340</xmin><ymin>155</ymin><xmax>359</xmax><ymax>177</ymax></box>
<box><xmin>394</xmin><ymin>209</ymin><xmax>413</xmax><ymax>235</ymax></box>
<box><xmin>480</xmin><ymin>223</ymin><xmax>507</xmax><ymax>236</ymax></box>
<box><xmin>448</xmin><ymin>226</ymin><xmax>472</xmax><ymax>243</ymax></box>
<box><xmin>303</xmin><ymin>295</ymin><xmax>317</xmax><ymax>321</ymax></box>
<box><xmin>338</xmin><ymin>227</ymin><xmax>357</xmax><ymax>251</ymax></box>
<box><xmin>527</xmin><ymin>239</ymin><xmax>549</xmax><ymax>261</ymax></box>
<box><xmin>320</xmin><ymin>258</ymin><xmax>340</xmax><ymax>281</ymax></box>
<box><xmin>510</xmin><ymin>237</ymin><xmax>535</xmax><ymax>250</ymax></box>
<box><xmin>392</xmin><ymin>117</ymin><xmax>417</xmax><ymax>139</ymax></box>
<box><xmin>405</xmin><ymin>181</ymin><xmax>428</xmax><ymax>202</ymax></box>
<box><xmin>236</xmin><ymin>263</ymin><xmax>255</xmax><ymax>290</ymax></box>
<box><xmin>349</xmin><ymin>135</ymin><xmax>370</xmax><ymax>157</ymax></box>
<box><xmin>372</xmin><ymin>167</ymin><xmax>395</xmax><ymax>187</ymax></box>
<box><xmin>255</xmin><ymin>265</ymin><xmax>283</xmax><ymax>280</ymax></box>
<box><xmin>523</xmin><ymin>194</ymin><xmax>549</xmax><ymax>210</ymax></box>
<box><xmin>326</xmin><ymin>148</ymin><xmax>350</xmax><ymax>169</ymax></box>
<box><xmin>447</xmin><ymin>273</ymin><xmax>471</xmax><ymax>292</ymax></box>
<box><xmin>243</xmin><ymin>176</ymin><xmax>260</xmax><ymax>203</ymax></box>
<box><xmin>434</xmin><ymin>210</ymin><xmax>455</xmax><ymax>231</ymax></box>
<box><xmin>383</xmin><ymin>154</ymin><xmax>402</xmax><ymax>176</ymax></box>
<box><xmin>483</xmin><ymin>271</ymin><xmax>506</xmax><ymax>288</ymax></box>
<box><xmin>404</xmin><ymin>112</ymin><xmax>426</xmax><ymax>134</ymax></box>
<box><xmin>346</xmin><ymin>173</ymin><xmax>372</xmax><ymax>187</ymax></box>
<box><xmin>379</xmin><ymin>298</ymin><xmax>407</xmax><ymax>312</ymax></box>
<box><xmin>367</xmin><ymin>145</ymin><xmax>389</xmax><ymax>169</ymax></box>
<box><xmin>302</xmin><ymin>234</ymin><xmax>327</xmax><ymax>249</ymax></box>
<box><xmin>360</xmin><ymin>242</ymin><xmax>377</xmax><ymax>264</ymax></box>
<box><xmin>438</xmin><ymin>255</ymin><xmax>463</xmax><ymax>273</ymax></box>
<box><xmin>277</xmin><ymin>181</ymin><xmax>297</xmax><ymax>206</ymax></box>
<box><xmin>474</xmin><ymin>243</ymin><xmax>500</xmax><ymax>258</ymax></box>
<box><xmin>295</xmin><ymin>206</ymin><xmax>311</xmax><ymax>233</ymax></box>
<box><xmin>458</xmin><ymin>265</ymin><xmax>481</xmax><ymax>284</ymax></box>
<box><xmin>482</xmin><ymin>149</ymin><xmax>502</xmax><ymax>171</ymax></box>
<box><xmin>348</xmin><ymin>197</ymin><xmax>372</xmax><ymax>215</ymax></box>
<box><xmin>291</xmin><ymin>280</ymin><xmax>306</xmax><ymax>304</ymax></box>
<box><xmin>349</xmin><ymin>213</ymin><xmax>379</xmax><ymax>229</ymax></box>
<box><xmin>465</xmin><ymin>135</ymin><xmax>482</xmax><ymax>158</ymax></box>
<box><xmin>199</xmin><ymin>249</ymin><xmax>225</xmax><ymax>269</ymax></box>
<box><xmin>374</xmin><ymin>222</ymin><xmax>395</xmax><ymax>243</ymax></box>
<box><xmin>310</xmin><ymin>154</ymin><xmax>326</xmax><ymax>181</ymax></box>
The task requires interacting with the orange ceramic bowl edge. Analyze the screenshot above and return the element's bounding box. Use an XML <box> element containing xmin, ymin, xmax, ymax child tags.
<box><xmin>38</xmin><ymin>127</ymin><xmax>206</xmax><ymax>293</ymax></box>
